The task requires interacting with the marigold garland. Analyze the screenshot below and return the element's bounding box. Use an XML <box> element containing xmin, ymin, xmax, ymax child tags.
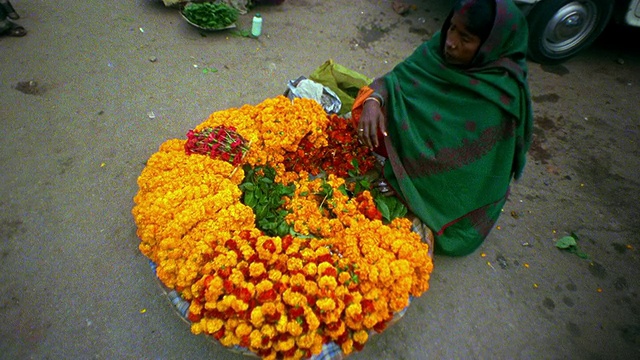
<box><xmin>132</xmin><ymin>96</ymin><xmax>433</xmax><ymax>360</ymax></box>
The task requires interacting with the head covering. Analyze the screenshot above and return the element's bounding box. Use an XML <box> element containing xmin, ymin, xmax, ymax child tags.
<box><xmin>449</xmin><ymin>0</ymin><xmax>496</xmax><ymax>45</ymax></box>
<box><xmin>363</xmin><ymin>0</ymin><xmax>533</xmax><ymax>255</ymax></box>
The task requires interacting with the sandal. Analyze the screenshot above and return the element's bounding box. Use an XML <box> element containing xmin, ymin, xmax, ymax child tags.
<box><xmin>1</xmin><ymin>0</ymin><xmax>19</xmax><ymax>19</ymax></box>
<box><xmin>1</xmin><ymin>24</ymin><xmax>26</xmax><ymax>37</ymax></box>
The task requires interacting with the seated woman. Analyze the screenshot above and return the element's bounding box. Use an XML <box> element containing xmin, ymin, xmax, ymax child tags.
<box><xmin>0</xmin><ymin>0</ymin><xmax>26</xmax><ymax>37</ymax></box>
<box><xmin>353</xmin><ymin>0</ymin><xmax>533</xmax><ymax>256</ymax></box>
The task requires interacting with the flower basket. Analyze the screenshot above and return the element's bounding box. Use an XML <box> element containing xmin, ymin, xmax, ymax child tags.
<box><xmin>132</xmin><ymin>96</ymin><xmax>433</xmax><ymax>360</ymax></box>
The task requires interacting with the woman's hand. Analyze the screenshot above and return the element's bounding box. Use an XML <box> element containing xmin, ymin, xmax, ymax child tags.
<box><xmin>358</xmin><ymin>99</ymin><xmax>387</xmax><ymax>149</ymax></box>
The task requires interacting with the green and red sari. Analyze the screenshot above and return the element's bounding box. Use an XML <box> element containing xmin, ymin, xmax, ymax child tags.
<box><xmin>354</xmin><ymin>0</ymin><xmax>533</xmax><ymax>256</ymax></box>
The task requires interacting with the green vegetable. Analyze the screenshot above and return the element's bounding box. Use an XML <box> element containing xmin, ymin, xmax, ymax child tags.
<box><xmin>183</xmin><ymin>2</ymin><xmax>239</xmax><ymax>29</ymax></box>
<box><xmin>239</xmin><ymin>165</ymin><xmax>295</xmax><ymax>237</ymax></box>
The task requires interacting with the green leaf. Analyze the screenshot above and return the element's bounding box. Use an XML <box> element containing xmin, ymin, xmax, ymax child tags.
<box><xmin>555</xmin><ymin>236</ymin><xmax>577</xmax><ymax>249</ymax></box>
<box><xmin>277</xmin><ymin>222</ymin><xmax>290</xmax><ymax>237</ymax></box>
<box><xmin>244</xmin><ymin>191</ymin><xmax>256</xmax><ymax>207</ymax></box>
<box><xmin>241</xmin><ymin>182</ymin><xmax>256</xmax><ymax>191</ymax></box>
<box><xmin>375</xmin><ymin>197</ymin><xmax>391</xmax><ymax>221</ymax></box>
<box><xmin>256</xmin><ymin>205</ymin><xmax>268</xmax><ymax>218</ymax></box>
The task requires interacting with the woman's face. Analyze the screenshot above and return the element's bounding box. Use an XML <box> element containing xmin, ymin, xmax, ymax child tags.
<box><xmin>444</xmin><ymin>12</ymin><xmax>482</xmax><ymax>66</ymax></box>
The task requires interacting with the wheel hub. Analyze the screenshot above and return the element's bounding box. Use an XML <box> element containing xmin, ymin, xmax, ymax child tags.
<box><xmin>544</xmin><ymin>2</ymin><xmax>597</xmax><ymax>52</ymax></box>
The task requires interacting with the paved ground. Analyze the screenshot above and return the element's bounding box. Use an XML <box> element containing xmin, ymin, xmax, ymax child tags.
<box><xmin>1</xmin><ymin>0</ymin><xmax>639</xmax><ymax>359</ymax></box>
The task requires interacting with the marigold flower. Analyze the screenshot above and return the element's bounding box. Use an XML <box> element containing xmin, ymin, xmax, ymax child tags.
<box><xmin>282</xmin><ymin>289</ymin><xmax>306</xmax><ymax>307</ymax></box>
<box><xmin>261</xmin><ymin>323</ymin><xmax>277</xmax><ymax>339</ymax></box>
<box><xmin>275</xmin><ymin>337</ymin><xmax>296</xmax><ymax>352</ymax></box>
<box><xmin>286</xmin><ymin>320</ymin><xmax>303</xmax><ymax>337</ymax></box>
<box><xmin>205</xmin><ymin>318</ymin><xmax>224</xmax><ymax>334</ymax></box>
<box><xmin>316</xmin><ymin>297</ymin><xmax>336</xmax><ymax>311</ymax></box>
<box><xmin>341</xmin><ymin>338</ymin><xmax>354</xmax><ymax>355</ymax></box>
<box><xmin>286</xmin><ymin>257</ymin><xmax>303</xmax><ymax>272</ymax></box>
<box><xmin>249</xmin><ymin>262</ymin><xmax>267</xmax><ymax>278</ymax></box>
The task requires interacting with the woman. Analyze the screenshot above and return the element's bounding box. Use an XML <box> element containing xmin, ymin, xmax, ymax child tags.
<box><xmin>353</xmin><ymin>0</ymin><xmax>532</xmax><ymax>256</ymax></box>
<box><xmin>0</xmin><ymin>0</ymin><xmax>26</xmax><ymax>37</ymax></box>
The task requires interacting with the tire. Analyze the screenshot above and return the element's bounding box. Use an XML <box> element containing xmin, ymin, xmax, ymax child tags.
<box><xmin>526</xmin><ymin>0</ymin><xmax>614</xmax><ymax>64</ymax></box>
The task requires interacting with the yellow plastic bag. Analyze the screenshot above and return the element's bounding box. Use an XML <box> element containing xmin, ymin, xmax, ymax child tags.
<box><xmin>309</xmin><ymin>59</ymin><xmax>372</xmax><ymax>115</ymax></box>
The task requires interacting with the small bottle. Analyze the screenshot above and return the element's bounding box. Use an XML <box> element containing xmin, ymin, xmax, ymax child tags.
<box><xmin>251</xmin><ymin>13</ymin><xmax>263</xmax><ymax>37</ymax></box>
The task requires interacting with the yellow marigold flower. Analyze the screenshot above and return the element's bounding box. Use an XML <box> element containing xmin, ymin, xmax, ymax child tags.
<box><xmin>353</xmin><ymin>329</ymin><xmax>368</xmax><ymax>344</ymax></box>
<box><xmin>190</xmin><ymin>322</ymin><xmax>203</xmax><ymax>335</ymax></box>
<box><xmin>268</xmin><ymin>269</ymin><xmax>282</xmax><ymax>282</ymax></box>
<box><xmin>262</xmin><ymin>301</ymin><xmax>277</xmax><ymax>316</ymax></box>
<box><xmin>189</xmin><ymin>299</ymin><xmax>203</xmax><ymax>316</ymax></box>
<box><xmin>275</xmin><ymin>337</ymin><xmax>296</xmax><ymax>352</ymax></box>
<box><xmin>338</xmin><ymin>271</ymin><xmax>351</xmax><ymax>284</ymax></box>
<box><xmin>205</xmin><ymin>276</ymin><xmax>224</xmax><ymax>302</ymax></box>
<box><xmin>286</xmin><ymin>320</ymin><xmax>303</xmax><ymax>337</ymax></box>
<box><xmin>318</xmin><ymin>275</ymin><xmax>337</xmax><ymax>291</ymax></box>
<box><xmin>219</xmin><ymin>332</ymin><xmax>240</xmax><ymax>347</ymax></box>
<box><xmin>316</xmin><ymin>297</ymin><xmax>336</xmax><ymax>311</ymax></box>
<box><xmin>231</xmin><ymin>298</ymin><xmax>249</xmax><ymax>312</ymax></box>
<box><xmin>250</xmin><ymin>306</ymin><xmax>264</xmax><ymax>328</ymax></box>
<box><xmin>240</xmin><ymin>244</ymin><xmax>256</xmax><ymax>261</ymax></box>
<box><xmin>334</xmin><ymin>285</ymin><xmax>348</xmax><ymax>298</ymax></box>
<box><xmin>205</xmin><ymin>318</ymin><xmax>224</xmax><ymax>334</ymax></box>
<box><xmin>341</xmin><ymin>338</ymin><xmax>354</xmax><ymax>355</ymax></box>
<box><xmin>229</xmin><ymin>268</ymin><xmax>245</xmax><ymax>286</ymax></box>
<box><xmin>286</xmin><ymin>257</ymin><xmax>303</xmax><ymax>272</ymax></box>
<box><xmin>326</xmin><ymin>320</ymin><xmax>346</xmax><ymax>340</ymax></box>
<box><xmin>304</xmin><ymin>307</ymin><xmax>320</xmax><ymax>331</ymax></box>
<box><xmin>250</xmin><ymin>329</ymin><xmax>265</xmax><ymax>349</ymax></box>
<box><xmin>303</xmin><ymin>262</ymin><xmax>317</xmax><ymax>277</ymax></box>
<box><xmin>390</xmin><ymin>295</ymin><xmax>410</xmax><ymax>312</ymax></box>
<box><xmin>346</xmin><ymin>303</ymin><xmax>362</xmax><ymax>320</ymax></box>
<box><xmin>317</xmin><ymin>261</ymin><xmax>334</xmax><ymax>276</ymax></box>
<box><xmin>256</xmin><ymin>279</ymin><xmax>274</xmax><ymax>294</ymax></box>
<box><xmin>235</xmin><ymin>322</ymin><xmax>253</xmax><ymax>338</ymax></box>
<box><xmin>310</xmin><ymin>333</ymin><xmax>324</xmax><ymax>355</ymax></box>
<box><xmin>275</xmin><ymin>313</ymin><xmax>288</xmax><ymax>333</ymax></box>
<box><xmin>303</xmin><ymin>280</ymin><xmax>318</xmax><ymax>296</ymax></box>
<box><xmin>295</xmin><ymin>333</ymin><xmax>315</xmax><ymax>349</ymax></box>
<box><xmin>249</xmin><ymin>261</ymin><xmax>267</xmax><ymax>278</ymax></box>
<box><xmin>216</xmin><ymin>294</ymin><xmax>236</xmax><ymax>312</ymax></box>
<box><xmin>261</xmin><ymin>324</ymin><xmax>277</xmax><ymax>339</ymax></box>
<box><xmin>282</xmin><ymin>289</ymin><xmax>306</xmax><ymax>307</ymax></box>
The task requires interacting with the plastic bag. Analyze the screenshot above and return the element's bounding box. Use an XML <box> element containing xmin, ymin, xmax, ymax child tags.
<box><xmin>285</xmin><ymin>76</ymin><xmax>342</xmax><ymax>114</ymax></box>
<box><xmin>308</xmin><ymin>60</ymin><xmax>372</xmax><ymax>115</ymax></box>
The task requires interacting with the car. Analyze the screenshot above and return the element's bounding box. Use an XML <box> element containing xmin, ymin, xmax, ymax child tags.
<box><xmin>515</xmin><ymin>0</ymin><xmax>640</xmax><ymax>64</ymax></box>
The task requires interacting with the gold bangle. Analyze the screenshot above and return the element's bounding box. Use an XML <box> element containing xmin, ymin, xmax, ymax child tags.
<box><xmin>365</xmin><ymin>97</ymin><xmax>381</xmax><ymax>106</ymax></box>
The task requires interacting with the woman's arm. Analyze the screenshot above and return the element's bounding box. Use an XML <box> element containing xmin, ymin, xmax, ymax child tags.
<box><xmin>358</xmin><ymin>77</ymin><xmax>388</xmax><ymax>149</ymax></box>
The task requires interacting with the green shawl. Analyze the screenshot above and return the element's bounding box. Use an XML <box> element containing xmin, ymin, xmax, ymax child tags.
<box><xmin>378</xmin><ymin>0</ymin><xmax>533</xmax><ymax>255</ymax></box>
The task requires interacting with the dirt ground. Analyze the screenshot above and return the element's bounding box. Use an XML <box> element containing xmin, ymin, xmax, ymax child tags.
<box><xmin>1</xmin><ymin>0</ymin><xmax>639</xmax><ymax>359</ymax></box>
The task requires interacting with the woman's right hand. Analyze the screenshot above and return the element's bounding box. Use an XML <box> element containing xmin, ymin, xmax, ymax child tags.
<box><xmin>358</xmin><ymin>99</ymin><xmax>387</xmax><ymax>150</ymax></box>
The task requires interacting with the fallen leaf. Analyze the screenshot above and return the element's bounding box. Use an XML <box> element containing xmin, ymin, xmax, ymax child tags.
<box><xmin>555</xmin><ymin>236</ymin><xmax>577</xmax><ymax>249</ymax></box>
<box><xmin>392</xmin><ymin>0</ymin><xmax>411</xmax><ymax>15</ymax></box>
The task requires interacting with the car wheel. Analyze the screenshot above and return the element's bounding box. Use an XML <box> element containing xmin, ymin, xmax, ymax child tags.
<box><xmin>526</xmin><ymin>0</ymin><xmax>614</xmax><ymax>64</ymax></box>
